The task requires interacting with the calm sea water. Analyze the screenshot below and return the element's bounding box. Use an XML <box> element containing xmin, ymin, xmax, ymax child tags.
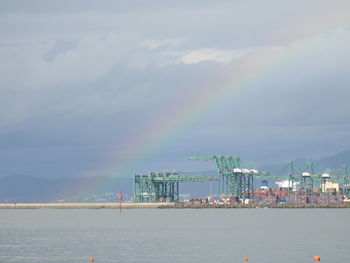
<box><xmin>0</xmin><ymin>208</ymin><xmax>349</xmax><ymax>263</ymax></box>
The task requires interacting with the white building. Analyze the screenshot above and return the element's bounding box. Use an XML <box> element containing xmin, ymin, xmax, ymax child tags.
<box><xmin>321</xmin><ymin>181</ymin><xmax>339</xmax><ymax>193</ymax></box>
<box><xmin>276</xmin><ymin>180</ymin><xmax>299</xmax><ymax>191</ymax></box>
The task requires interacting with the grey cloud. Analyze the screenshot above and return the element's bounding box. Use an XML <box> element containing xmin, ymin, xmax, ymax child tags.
<box><xmin>0</xmin><ymin>1</ymin><xmax>349</xmax><ymax>178</ymax></box>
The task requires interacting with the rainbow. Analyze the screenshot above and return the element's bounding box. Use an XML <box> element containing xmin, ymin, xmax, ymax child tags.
<box><xmin>80</xmin><ymin>3</ymin><xmax>350</xmax><ymax>196</ymax></box>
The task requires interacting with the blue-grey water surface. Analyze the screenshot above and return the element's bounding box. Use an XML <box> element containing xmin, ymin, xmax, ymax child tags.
<box><xmin>0</xmin><ymin>209</ymin><xmax>349</xmax><ymax>263</ymax></box>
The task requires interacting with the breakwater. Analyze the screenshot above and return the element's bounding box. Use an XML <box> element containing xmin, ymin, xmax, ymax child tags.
<box><xmin>159</xmin><ymin>202</ymin><xmax>350</xmax><ymax>209</ymax></box>
<box><xmin>1</xmin><ymin>202</ymin><xmax>350</xmax><ymax>209</ymax></box>
<box><xmin>0</xmin><ymin>202</ymin><xmax>174</xmax><ymax>209</ymax></box>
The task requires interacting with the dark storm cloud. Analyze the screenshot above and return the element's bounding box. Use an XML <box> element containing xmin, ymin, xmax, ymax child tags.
<box><xmin>0</xmin><ymin>1</ymin><xmax>349</xmax><ymax>177</ymax></box>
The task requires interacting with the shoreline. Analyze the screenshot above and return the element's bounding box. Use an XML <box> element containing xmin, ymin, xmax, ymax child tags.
<box><xmin>1</xmin><ymin>202</ymin><xmax>350</xmax><ymax>209</ymax></box>
<box><xmin>166</xmin><ymin>203</ymin><xmax>350</xmax><ymax>209</ymax></box>
<box><xmin>0</xmin><ymin>202</ymin><xmax>174</xmax><ymax>209</ymax></box>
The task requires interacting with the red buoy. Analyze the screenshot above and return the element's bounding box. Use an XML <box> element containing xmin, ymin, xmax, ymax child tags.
<box><xmin>89</xmin><ymin>258</ymin><xmax>95</xmax><ymax>262</ymax></box>
<box><xmin>244</xmin><ymin>257</ymin><xmax>249</xmax><ymax>262</ymax></box>
<box><xmin>314</xmin><ymin>256</ymin><xmax>321</xmax><ymax>261</ymax></box>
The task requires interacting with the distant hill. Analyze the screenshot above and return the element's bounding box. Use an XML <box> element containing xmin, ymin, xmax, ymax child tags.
<box><xmin>259</xmin><ymin>157</ymin><xmax>316</xmax><ymax>175</ymax></box>
<box><xmin>0</xmin><ymin>175</ymin><xmax>133</xmax><ymax>203</ymax></box>
<box><xmin>259</xmin><ymin>149</ymin><xmax>350</xmax><ymax>175</ymax></box>
<box><xmin>316</xmin><ymin>149</ymin><xmax>350</xmax><ymax>170</ymax></box>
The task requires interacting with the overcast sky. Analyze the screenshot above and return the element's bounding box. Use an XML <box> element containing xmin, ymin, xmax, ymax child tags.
<box><xmin>0</xmin><ymin>1</ymin><xmax>349</xmax><ymax>178</ymax></box>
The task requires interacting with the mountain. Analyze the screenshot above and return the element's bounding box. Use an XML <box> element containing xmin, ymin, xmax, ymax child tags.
<box><xmin>260</xmin><ymin>157</ymin><xmax>314</xmax><ymax>175</ymax></box>
<box><xmin>316</xmin><ymin>149</ymin><xmax>350</xmax><ymax>170</ymax></box>
<box><xmin>259</xmin><ymin>149</ymin><xmax>350</xmax><ymax>175</ymax></box>
<box><xmin>0</xmin><ymin>175</ymin><xmax>133</xmax><ymax>203</ymax></box>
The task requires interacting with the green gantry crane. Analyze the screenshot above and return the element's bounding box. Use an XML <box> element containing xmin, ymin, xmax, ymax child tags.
<box><xmin>188</xmin><ymin>155</ymin><xmax>257</xmax><ymax>199</ymax></box>
<box><xmin>134</xmin><ymin>156</ymin><xmax>350</xmax><ymax>203</ymax></box>
<box><xmin>258</xmin><ymin>161</ymin><xmax>349</xmax><ymax>196</ymax></box>
<box><xmin>134</xmin><ymin>171</ymin><xmax>218</xmax><ymax>203</ymax></box>
<box><xmin>332</xmin><ymin>165</ymin><xmax>350</xmax><ymax>197</ymax></box>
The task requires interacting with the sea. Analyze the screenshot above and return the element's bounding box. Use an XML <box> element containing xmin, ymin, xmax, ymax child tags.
<box><xmin>0</xmin><ymin>208</ymin><xmax>349</xmax><ymax>263</ymax></box>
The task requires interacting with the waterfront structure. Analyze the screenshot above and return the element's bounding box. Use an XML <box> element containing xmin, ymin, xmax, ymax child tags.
<box><xmin>276</xmin><ymin>180</ymin><xmax>299</xmax><ymax>191</ymax></box>
<box><xmin>133</xmin><ymin>156</ymin><xmax>350</xmax><ymax>203</ymax></box>
<box><xmin>188</xmin><ymin>156</ymin><xmax>260</xmax><ymax>198</ymax></box>
<box><xmin>260</xmin><ymin>180</ymin><xmax>269</xmax><ymax>190</ymax></box>
<box><xmin>321</xmin><ymin>181</ymin><xmax>339</xmax><ymax>193</ymax></box>
<box><xmin>134</xmin><ymin>172</ymin><xmax>218</xmax><ymax>202</ymax></box>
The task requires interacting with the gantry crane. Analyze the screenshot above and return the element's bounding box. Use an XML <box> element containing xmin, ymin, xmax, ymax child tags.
<box><xmin>134</xmin><ymin>171</ymin><xmax>218</xmax><ymax>202</ymax></box>
<box><xmin>188</xmin><ymin>155</ymin><xmax>258</xmax><ymax>199</ymax></box>
<box><xmin>133</xmin><ymin>155</ymin><xmax>349</xmax><ymax>203</ymax></box>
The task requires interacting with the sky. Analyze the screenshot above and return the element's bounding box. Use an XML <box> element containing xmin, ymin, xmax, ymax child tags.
<box><xmin>0</xmin><ymin>0</ymin><xmax>350</xmax><ymax>178</ymax></box>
